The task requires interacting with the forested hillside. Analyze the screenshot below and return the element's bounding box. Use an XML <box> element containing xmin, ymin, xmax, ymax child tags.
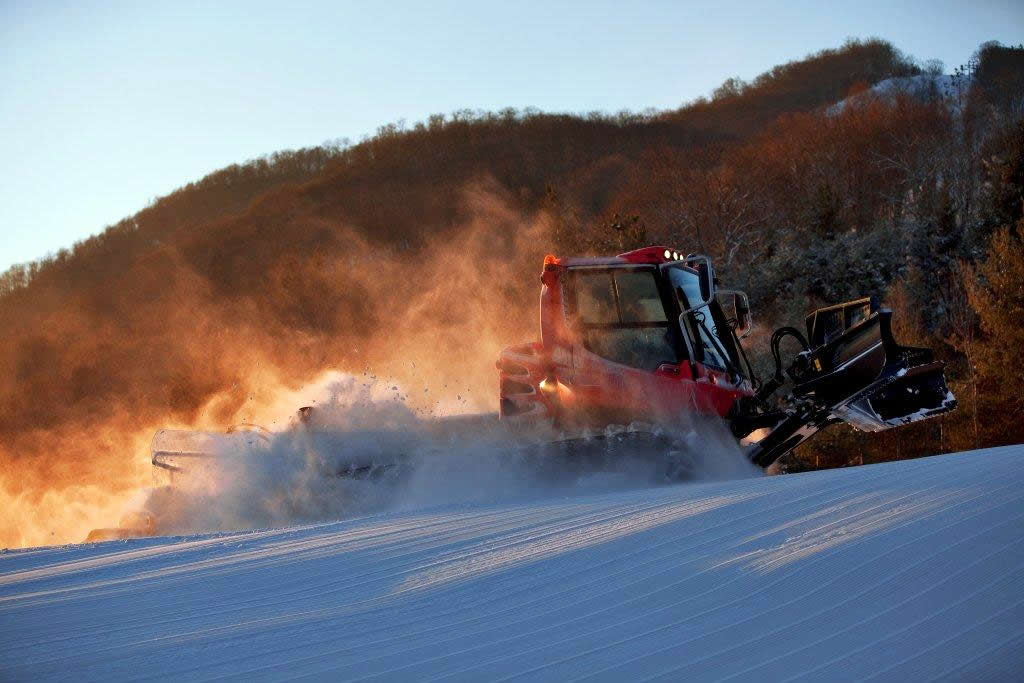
<box><xmin>2</xmin><ymin>39</ymin><xmax>1022</xmax><ymax>548</ymax></box>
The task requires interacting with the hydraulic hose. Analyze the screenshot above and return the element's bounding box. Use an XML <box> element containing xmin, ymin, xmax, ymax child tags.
<box><xmin>754</xmin><ymin>326</ymin><xmax>809</xmax><ymax>404</ymax></box>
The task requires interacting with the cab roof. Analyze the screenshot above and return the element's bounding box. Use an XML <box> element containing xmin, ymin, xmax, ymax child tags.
<box><xmin>551</xmin><ymin>246</ymin><xmax>693</xmax><ymax>268</ymax></box>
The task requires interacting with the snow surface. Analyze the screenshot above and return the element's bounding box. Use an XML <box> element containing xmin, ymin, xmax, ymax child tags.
<box><xmin>2</xmin><ymin>445</ymin><xmax>1023</xmax><ymax>681</ymax></box>
<box><xmin>828</xmin><ymin>74</ymin><xmax>972</xmax><ymax>116</ymax></box>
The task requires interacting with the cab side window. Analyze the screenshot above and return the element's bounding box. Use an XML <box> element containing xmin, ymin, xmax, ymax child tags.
<box><xmin>575</xmin><ymin>272</ymin><xmax>617</xmax><ymax>324</ymax></box>
<box><xmin>572</xmin><ymin>269</ymin><xmax>677</xmax><ymax>371</ymax></box>
<box><xmin>615</xmin><ymin>270</ymin><xmax>668</xmax><ymax>323</ymax></box>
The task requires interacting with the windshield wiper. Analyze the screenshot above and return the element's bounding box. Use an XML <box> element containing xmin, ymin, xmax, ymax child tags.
<box><xmin>693</xmin><ymin>312</ymin><xmax>742</xmax><ymax>383</ymax></box>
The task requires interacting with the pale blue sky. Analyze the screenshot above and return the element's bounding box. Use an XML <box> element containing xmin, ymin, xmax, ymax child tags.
<box><xmin>1</xmin><ymin>0</ymin><xmax>1021</xmax><ymax>271</ymax></box>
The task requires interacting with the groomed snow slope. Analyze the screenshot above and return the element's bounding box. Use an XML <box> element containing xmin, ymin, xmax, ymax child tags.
<box><xmin>2</xmin><ymin>445</ymin><xmax>1023</xmax><ymax>681</ymax></box>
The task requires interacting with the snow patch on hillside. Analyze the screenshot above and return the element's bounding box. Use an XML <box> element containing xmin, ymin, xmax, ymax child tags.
<box><xmin>829</xmin><ymin>73</ymin><xmax>973</xmax><ymax>115</ymax></box>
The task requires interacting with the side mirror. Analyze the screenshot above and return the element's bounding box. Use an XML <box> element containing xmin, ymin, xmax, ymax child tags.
<box><xmin>681</xmin><ymin>254</ymin><xmax>715</xmax><ymax>312</ymax></box>
<box><xmin>716</xmin><ymin>289</ymin><xmax>753</xmax><ymax>338</ymax></box>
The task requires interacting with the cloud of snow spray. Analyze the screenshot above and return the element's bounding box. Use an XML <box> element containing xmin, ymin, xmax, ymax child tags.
<box><xmin>0</xmin><ymin>181</ymin><xmax>758</xmax><ymax>548</ymax></box>
<box><xmin>134</xmin><ymin>372</ymin><xmax>760</xmax><ymax>538</ymax></box>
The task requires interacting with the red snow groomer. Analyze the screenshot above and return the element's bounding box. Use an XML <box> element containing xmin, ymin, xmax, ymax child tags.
<box><xmin>141</xmin><ymin>246</ymin><xmax>958</xmax><ymax>505</ymax></box>
<box><xmin>496</xmin><ymin>247</ymin><xmax>957</xmax><ymax>469</ymax></box>
<box><xmin>90</xmin><ymin>245</ymin><xmax>959</xmax><ymax>541</ymax></box>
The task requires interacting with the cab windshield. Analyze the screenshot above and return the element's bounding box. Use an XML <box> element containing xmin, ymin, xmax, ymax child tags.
<box><xmin>662</xmin><ymin>264</ymin><xmax>743</xmax><ymax>374</ymax></box>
